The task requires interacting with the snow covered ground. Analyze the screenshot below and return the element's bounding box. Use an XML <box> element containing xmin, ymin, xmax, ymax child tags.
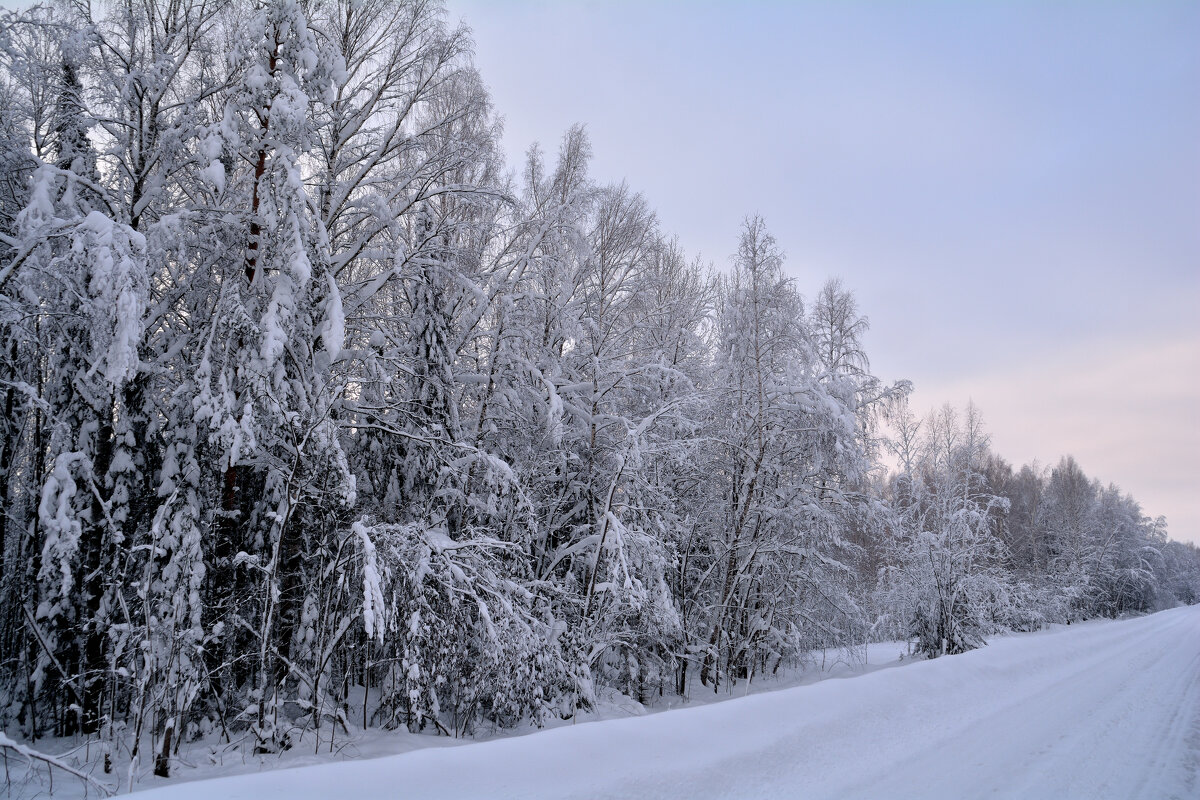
<box><xmin>8</xmin><ymin>607</ymin><xmax>1196</xmax><ymax>799</ymax></box>
<box><xmin>115</xmin><ymin>605</ymin><xmax>1200</xmax><ymax>800</ymax></box>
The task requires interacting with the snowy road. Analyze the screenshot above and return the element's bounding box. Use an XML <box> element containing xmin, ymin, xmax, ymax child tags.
<box><xmin>136</xmin><ymin>606</ymin><xmax>1200</xmax><ymax>800</ymax></box>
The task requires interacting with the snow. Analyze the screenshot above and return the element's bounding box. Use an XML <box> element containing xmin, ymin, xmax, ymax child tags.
<box><xmin>201</xmin><ymin>161</ymin><xmax>226</xmax><ymax>195</ymax></box>
<box><xmin>126</xmin><ymin>606</ymin><xmax>1200</xmax><ymax>800</ymax></box>
<box><xmin>353</xmin><ymin>520</ymin><xmax>386</xmax><ymax>642</ymax></box>
<box><xmin>78</xmin><ymin>210</ymin><xmax>148</xmax><ymax>387</ymax></box>
<box><xmin>37</xmin><ymin>452</ymin><xmax>86</xmax><ymax>600</ymax></box>
<box><xmin>320</xmin><ymin>273</ymin><xmax>345</xmax><ymax>358</ymax></box>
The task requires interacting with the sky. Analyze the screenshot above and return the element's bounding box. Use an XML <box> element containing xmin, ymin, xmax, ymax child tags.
<box><xmin>446</xmin><ymin>0</ymin><xmax>1200</xmax><ymax>544</ymax></box>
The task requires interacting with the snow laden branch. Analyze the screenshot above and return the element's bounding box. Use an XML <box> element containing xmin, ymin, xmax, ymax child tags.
<box><xmin>0</xmin><ymin>733</ymin><xmax>114</xmax><ymax>797</ymax></box>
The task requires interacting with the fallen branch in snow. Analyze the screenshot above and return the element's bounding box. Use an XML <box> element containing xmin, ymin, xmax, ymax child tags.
<box><xmin>0</xmin><ymin>733</ymin><xmax>115</xmax><ymax>797</ymax></box>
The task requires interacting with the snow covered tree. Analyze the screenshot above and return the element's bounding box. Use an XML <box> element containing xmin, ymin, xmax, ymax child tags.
<box><xmin>686</xmin><ymin>217</ymin><xmax>877</xmax><ymax>690</ymax></box>
<box><xmin>878</xmin><ymin>403</ymin><xmax>1018</xmax><ymax>656</ymax></box>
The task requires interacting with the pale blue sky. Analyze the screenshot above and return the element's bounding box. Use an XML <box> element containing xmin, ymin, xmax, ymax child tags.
<box><xmin>448</xmin><ymin>0</ymin><xmax>1200</xmax><ymax>542</ymax></box>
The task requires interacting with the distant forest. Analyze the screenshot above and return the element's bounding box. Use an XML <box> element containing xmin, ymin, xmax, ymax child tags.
<box><xmin>1</xmin><ymin>0</ymin><xmax>1197</xmax><ymax>783</ymax></box>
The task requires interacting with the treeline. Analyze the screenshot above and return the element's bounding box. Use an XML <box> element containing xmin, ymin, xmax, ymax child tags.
<box><xmin>870</xmin><ymin>403</ymin><xmax>1199</xmax><ymax>657</ymax></box>
<box><xmin>0</xmin><ymin>0</ymin><xmax>1195</xmax><ymax>785</ymax></box>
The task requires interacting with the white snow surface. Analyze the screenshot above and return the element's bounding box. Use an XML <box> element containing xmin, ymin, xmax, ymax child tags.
<box><xmin>130</xmin><ymin>606</ymin><xmax>1200</xmax><ymax>799</ymax></box>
